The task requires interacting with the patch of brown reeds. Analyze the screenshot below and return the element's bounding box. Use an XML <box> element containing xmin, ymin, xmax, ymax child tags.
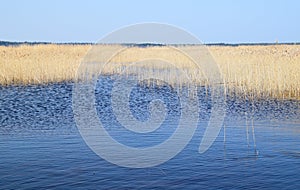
<box><xmin>0</xmin><ymin>44</ymin><xmax>299</xmax><ymax>99</ymax></box>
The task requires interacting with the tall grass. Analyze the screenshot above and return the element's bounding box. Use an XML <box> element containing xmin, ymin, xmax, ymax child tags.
<box><xmin>0</xmin><ymin>44</ymin><xmax>89</xmax><ymax>84</ymax></box>
<box><xmin>210</xmin><ymin>45</ymin><xmax>300</xmax><ymax>99</ymax></box>
<box><xmin>0</xmin><ymin>44</ymin><xmax>299</xmax><ymax>99</ymax></box>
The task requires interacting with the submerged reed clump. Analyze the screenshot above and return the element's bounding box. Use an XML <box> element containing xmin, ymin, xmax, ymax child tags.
<box><xmin>0</xmin><ymin>44</ymin><xmax>299</xmax><ymax>99</ymax></box>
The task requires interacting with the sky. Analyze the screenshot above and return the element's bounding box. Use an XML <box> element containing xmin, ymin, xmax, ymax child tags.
<box><xmin>0</xmin><ymin>0</ymin><xmax>299</xmax><ymax>43</ymax></box>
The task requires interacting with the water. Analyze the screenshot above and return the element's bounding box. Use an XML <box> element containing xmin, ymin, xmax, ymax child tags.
<box><xmin>0</xmin><ymin>80</ymin><xmax>299</xmax><ymax>189</ymax></box>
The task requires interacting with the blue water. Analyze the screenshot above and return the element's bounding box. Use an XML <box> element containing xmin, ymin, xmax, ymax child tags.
<box><xmin>0</xmin><ymin>81</ymin><xmax>299</xmax><ymax>189</ymax></box>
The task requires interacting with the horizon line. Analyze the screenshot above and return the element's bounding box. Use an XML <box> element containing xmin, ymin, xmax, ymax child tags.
<box><xmin>1</xmin><ymin>40</ymin><xmax>300</xmax><ymax>47</ymax></box>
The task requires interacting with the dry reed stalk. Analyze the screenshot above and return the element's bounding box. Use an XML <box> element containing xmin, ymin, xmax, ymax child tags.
<box><xmin>0</xmin><ymin>44</ymin><xmax>299</xmax><ymax>99</ymax></box>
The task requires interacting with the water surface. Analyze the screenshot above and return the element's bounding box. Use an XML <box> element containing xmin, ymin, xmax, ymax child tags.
<box><xmin>0</xmin><ymin>81</ymin><xmax>299</xmax><ymax>189</ymax></box>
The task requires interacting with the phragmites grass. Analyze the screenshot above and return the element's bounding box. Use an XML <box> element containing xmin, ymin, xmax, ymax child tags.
<box><xmin>0</xmin><ymin>44</ymin><xmax>89</xmax><ymax>84</ymax></box>
<box><xmin>0</xmin><ymin>44</ymin><xmax>299</xmax><ymax>99</ymax></box>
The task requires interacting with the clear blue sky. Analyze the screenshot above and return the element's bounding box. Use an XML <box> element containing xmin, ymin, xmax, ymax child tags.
<box><xmin>1</xmin><ymin>0</ymin><xmax>299</xmax><ymax>43</ymax></box>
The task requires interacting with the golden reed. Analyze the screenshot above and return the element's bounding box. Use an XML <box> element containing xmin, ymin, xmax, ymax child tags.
<box><xmin>0</xmin><ymin>44</ymin><xmax>299</xmax><ymax>99</ymax></box>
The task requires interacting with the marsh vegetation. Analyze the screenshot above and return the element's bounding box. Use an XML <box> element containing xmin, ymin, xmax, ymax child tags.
<box><xmin>0</xmin><ymin>44</ymin><xmax>299</xmax><ymax>99</ymax></box>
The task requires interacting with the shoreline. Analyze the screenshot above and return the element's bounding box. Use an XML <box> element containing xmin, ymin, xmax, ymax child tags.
<box><xmin>1</xmin><ymin>40</ymin><xmax>300</xmax><ymax>47</ymax></box>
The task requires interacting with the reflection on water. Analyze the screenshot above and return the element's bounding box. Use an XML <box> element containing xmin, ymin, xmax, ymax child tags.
<box><xmin>0</xmin><ymin>80</ymin><xmax>299</xmax><ymax>189</ymax></box>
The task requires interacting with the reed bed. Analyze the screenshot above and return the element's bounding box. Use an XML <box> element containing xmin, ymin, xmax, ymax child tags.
<box><xmin>0</xmin><ymin>44</ymin><xmax>299</xmax><ymax>99</ymax></box>
<box><xmin>0</xmin><ymin>44</ymin><xmax>89</xmax><ymax>84</ymax></box>
<box><xmin>210</xmin><ymin>45</ymin><xmax>300</xmax><ymax>99</ymax></box>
